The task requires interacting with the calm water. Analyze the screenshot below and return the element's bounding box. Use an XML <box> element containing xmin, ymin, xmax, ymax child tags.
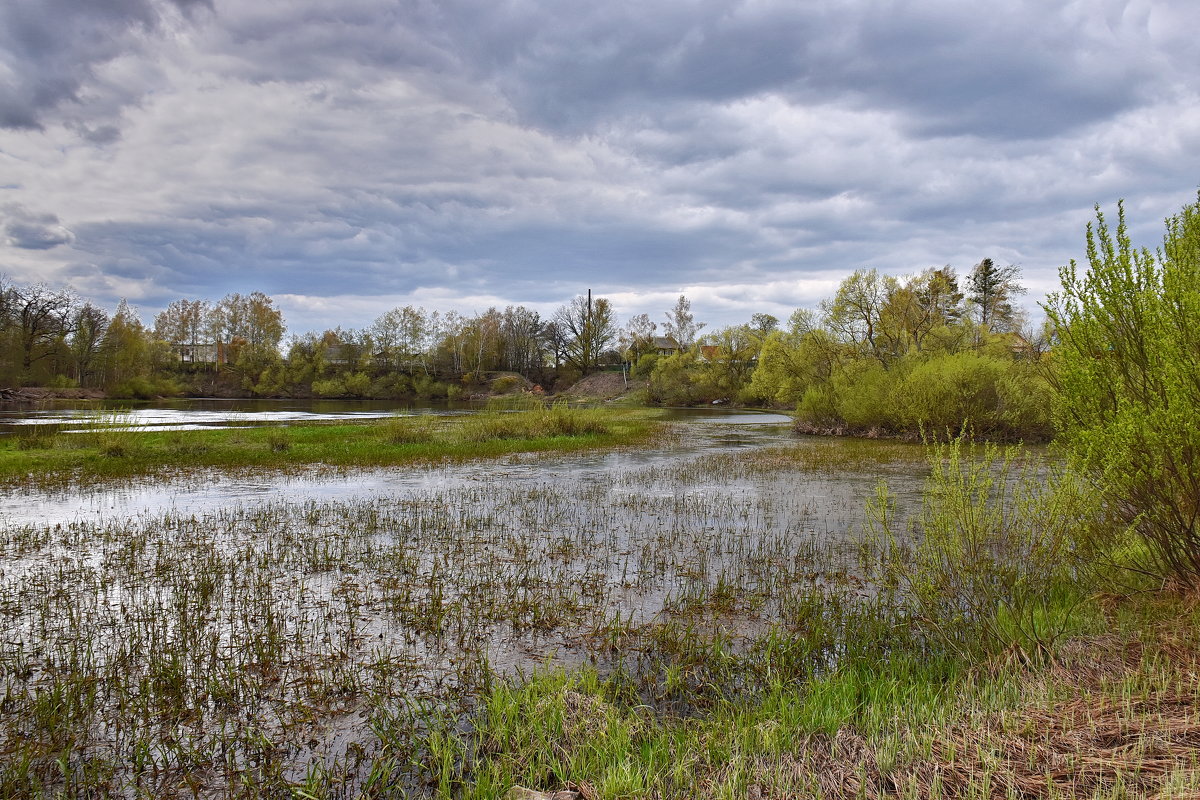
<box><xmin>0</xmin><ymin>397</ymin><xmax>475</xmax><ymax>434</ymax></box>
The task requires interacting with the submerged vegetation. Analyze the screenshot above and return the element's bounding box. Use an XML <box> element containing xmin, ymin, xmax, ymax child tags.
<box><xmin>3</xmin><ymin>427</ymin><xmax>1199</xmax><ymax>798</ymax></box>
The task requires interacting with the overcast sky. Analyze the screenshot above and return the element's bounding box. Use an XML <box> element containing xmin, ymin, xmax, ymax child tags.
<box><xmin>2</xmin><ymin>0</ymin><xmax>1197</xmax><ymax>335</ymax></box>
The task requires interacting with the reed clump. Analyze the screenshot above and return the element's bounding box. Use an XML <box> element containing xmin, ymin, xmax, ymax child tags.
<box><xmin>12</xmin><ymin>426</ymin><xmax>60</xmax><ymax>451</ymax></box>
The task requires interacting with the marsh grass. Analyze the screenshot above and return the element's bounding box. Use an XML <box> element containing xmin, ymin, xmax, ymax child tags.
<box><xmin>0</xmin><ymin>425</ymin><xmax>1192</xmax><ymax>798</ymax></box>
<box><xmin>12</xmin><ymin>425</ymin><xmax>61</xmax><ymax>451</ymax></box>
<box><xmin>0</xmin><ymin>406</ymin><xmax>659</xmax><ymax>488</ymax></box>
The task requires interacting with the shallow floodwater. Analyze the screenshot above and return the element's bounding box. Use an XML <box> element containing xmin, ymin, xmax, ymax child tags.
<box><xmin>0</xmin><ymin>401</ymin><xmax>931</xmax><ymax>795</ymax></box>
<box><xmin>0</xmin><ymin>408</ymin><xmax>920</xmax><ymax>530</ymax></box>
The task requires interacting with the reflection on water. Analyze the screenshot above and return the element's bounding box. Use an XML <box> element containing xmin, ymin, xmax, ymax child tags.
<box><xmin>0</xmin><ymin>402</ymin><xmax>469</xmax><ymax>434</ymax></box>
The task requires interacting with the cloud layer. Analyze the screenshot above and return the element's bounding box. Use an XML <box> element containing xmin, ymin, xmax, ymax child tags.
<box><xmin>1</xmin><ymin>0</ymin><xmax>1197</xmax><ymax>332</ymax></box>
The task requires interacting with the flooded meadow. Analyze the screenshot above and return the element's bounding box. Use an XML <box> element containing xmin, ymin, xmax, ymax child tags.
<box><xmin>0</xmin><ymin>402</ymin><xmax>929</xmax><ymax>797</ymax></box>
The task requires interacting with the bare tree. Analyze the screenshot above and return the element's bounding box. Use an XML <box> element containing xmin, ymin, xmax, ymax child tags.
<box><xmin>13</xmin><ymin>283</ymin><xmax>76</xmax><ymax>375</ymax></box>
<box><xmin>554</xmin><ymin>292</ymin><xmax>617</xmax><ymax>375</ymax></box>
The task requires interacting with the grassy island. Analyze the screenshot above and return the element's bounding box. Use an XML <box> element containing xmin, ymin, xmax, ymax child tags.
<box><xmin>0</xmin><ymin>403</ymin><xmax>662</xmax><ymax>487</ymax></box>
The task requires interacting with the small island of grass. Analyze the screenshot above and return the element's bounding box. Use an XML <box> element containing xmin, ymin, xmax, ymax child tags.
<box><xmin>0</xmin><ymin>403</ymin><xmax>663</xmax><ymax>487</ymax></box>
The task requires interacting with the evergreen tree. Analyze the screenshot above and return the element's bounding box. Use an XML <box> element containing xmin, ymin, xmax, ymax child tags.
<box><xmin>967</xmin><ymin>258</ymin><xmax>1025</xmax><ymax>332</ymax></box>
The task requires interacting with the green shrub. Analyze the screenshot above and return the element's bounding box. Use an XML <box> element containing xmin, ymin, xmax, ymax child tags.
<box><xmin>108</xmin><ymin>376</ymin><xmax>183</xmax><ymax>399</ymax></box>
<box><xmin>311</xmin><ymin>377</ymin><xmax>346</xmax><ymax>397</ymax></box>
<box><xmin>412</xmin><ymin>375</ymin><xmax>449</xmax><ymax>399</ymax></box>
<box><xmin>1047</xmin><ymin>197</ymin><xmax>1200</xmax><ymax>584</ymax></box>
<box><xmin>370</xmin><ymin>373</ymin><xmax>412</xmax><ymax>399</ymax></box>
<box><xmin>866</xmin><ymin>438</ymin><xmax>1097</xmax><ymax>662</ymax></box>
<box><xmin>631</xmin><ymin>353</ymin><xmax>659</xmax><ymax>378</ymax></box>
<box><xmin>834</xmin><ymin>361</ymin><xmax>900</xmax><ymax>431</ymax></box>
<box><xmin>491</xmin><ymin>375</ymin><xmax>522</xmax><ymax>394</ymax></box>
<box><xmin>795</xmin><ymin>384</ymin><xmax>840</xmax><ymax>429</ymax></box>
<box><xmin>343</xmin><ymin>372</ymin><xmax>372</xmax><ymax>398</ymax></box>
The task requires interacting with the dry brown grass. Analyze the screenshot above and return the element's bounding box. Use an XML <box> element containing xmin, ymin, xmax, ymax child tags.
<box><xmin>737</xmin><ymin>635</ymin><xmax>1200</xmax><ymax>800</ymax></box>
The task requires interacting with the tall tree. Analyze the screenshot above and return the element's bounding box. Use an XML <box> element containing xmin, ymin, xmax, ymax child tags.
<box><xmin>154</xmin><ymin>299</ymin><xmax>210</xmax><ymax>347</ymax></box>
<box><xmin>821</xmin><ymin>268</ymin><xmax>894</xmax><ymax>366</ymax></box>
<box><xmin>967</xmin><ymin>258</ymin><xmax>1026</xmax><ymax>332</ymax></box>
<box><xmin>12</xmin><ymin>283</ymin><xmax>75</xmax><ymax>378</ymax></box>
<box><xmin>620</xmin><ymin>313</ymin><xmax>657</xmax><ymax>362</ymax></box>
<box><xmin>99</xmin><ymin>300</ymin><xmax>152</xmax><ymax>386</ymax></box>
<box><xmin>749</xmin><ymin>313</ymin><xmax>779</xmax><ymax>339</ymax></box>
<box><xmin>371</xmin><ymin>305</ymin><xmax>429</xmax><ymax>372</ymax></box>
<box><xmin>662</xmin><ymin>294</ymin><xmax>705</xmax><ymax>349</ymax></box>
<box><xmin>499</xmin><ymin>305</ymin><xmax>546</xmax><ymax>377</ymax></box>
<box><xmin>554</xmin><ymin>293</ymin><xmax>618</xmax><ymax>375</ymax></box>
<box><xmin>208</xmin><ymin>292</ymin><xmax>285</xmax><ymax>352</ymax></box>
<box><xmin>70</xmin><ymin>303</ymin><xmax>109</xmax><ymax>385</ymax></box>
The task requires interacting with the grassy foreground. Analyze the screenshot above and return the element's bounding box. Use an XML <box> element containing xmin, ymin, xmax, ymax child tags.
<box><xmin>0</xmin><ymin>403</ymin><xmax>661</xmax><ymax>486</ymax></box>
<box><xmin>446</xmin><ymin>590</ymin><xmax>1200</xmax><ymax>800</ymax></box>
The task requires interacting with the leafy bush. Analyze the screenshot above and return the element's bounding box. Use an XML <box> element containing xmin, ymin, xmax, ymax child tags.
<box><xmin>343</xmin><ymin>372</ymin><xmax>372</xmax><ymax>398</ymax></box>
<box><xmin>108</xmin><ymin>376</ymin><xmax>182</xmax><ymax>399</ymax></box>
<box><xmin>1047</xmin><ymin>197</ymin><xmax>1200</xmax><ymax>584</ymax></box>
<box><xmin>795</xmin><ymin>384</ymin><xmax>841</xmax><ymax>429</ymax></box>
<box><xmin>833</xmin><ymin>360</ymin><xmax>900</xmax><ymax>431</ymax></box>
<box><xmin>368</xmin><ymin>373</ymin><xmax>412</xmax><ymax>399</ymax></box>
<box><xmin>647</xmin><ymin>352</ymin><xmax>707</xmax><ymax>405</ymax></box>
<box><xmin>311</xmin><ymin>377</ymin><xmax>346</xmax><ymax>398</ymax></box>
<box><xmin>491</xmin><ymin>375</ymin><xmax>523</xmax><ymax>394</ymax></box>
<box><xmin>866</xmin><ymin>439</ymin><xmax>1096</xmax><ymax>662</ymax></box>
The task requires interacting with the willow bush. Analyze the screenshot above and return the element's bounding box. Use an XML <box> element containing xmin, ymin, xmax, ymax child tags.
<box><xmin>1047</xmin><ymin>196</ymin><xmax>1200</xmax><ymax>585</ymax></box>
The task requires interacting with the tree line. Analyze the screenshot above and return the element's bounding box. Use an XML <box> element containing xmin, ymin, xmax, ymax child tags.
<box><xmin>1</xmin><ymin>257</ymin><xmax>1038</xmax><ymax>421</ymax></box>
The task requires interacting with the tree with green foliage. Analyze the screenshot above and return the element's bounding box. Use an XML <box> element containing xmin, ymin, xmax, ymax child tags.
<box><xmin>820</xmin><ymin>268</ymin><xmax>895</xmax><ymax>366</ymax></box>
<box><xmin>619</xmin><ymin>313</ymin><xmax>657</xmax><ymax>362</ymax></box>
<box><xmin>1047</xmin><ymin>196</ymin><xmax>1200</xmax><ymax>584</ymax></box>
<box><xmin>968</xmin><ymin>258</ymin><xmax>1025</xmax><ymax>333</ymax></box>
<box><xmin>748</xmin><ymin>326</ymin><xmax>839</xmax><ymax>407</ymax></box>
<box><xmin>69</xmin><ymin>303</ymin><xmax>109</xmax><ymax>385</ymax></box>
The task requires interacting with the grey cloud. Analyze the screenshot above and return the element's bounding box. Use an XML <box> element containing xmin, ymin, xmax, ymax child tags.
<box><xmin>2</xmin><ymin>0</ymin><xmax>1197</xmax><ymax>334</ymax></box>
<box><xmin>0</xmin><ymin>0</ymin><xmax>210</xmax><ymax>129</ymax></box>
<box><xmin>415</xmin><ymin>0</ymin><xmax>1180</xmax><ymax>140</ymax></box>
<box><xmin>2</xmin><ymin>204</ymin><xmax>74</xmax><ymax>249</ymax></box>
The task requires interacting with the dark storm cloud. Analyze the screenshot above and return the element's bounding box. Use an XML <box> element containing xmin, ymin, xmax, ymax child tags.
<box><xmin>0</xmin><ymin>0</ymin><xmax>210</xmax><ymax>129</ymax></box>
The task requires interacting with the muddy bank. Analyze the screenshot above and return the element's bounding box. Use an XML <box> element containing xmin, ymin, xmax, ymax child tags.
<box><xmin>0</xmin><ymin>386</ymin><xmax>107</xmax><ymax>402</ymax></box>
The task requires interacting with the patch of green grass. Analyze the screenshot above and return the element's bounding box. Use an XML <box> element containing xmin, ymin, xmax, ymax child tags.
<box><xmin>446</xmin><ymin>583</ymin><xmax>1199</xmax><ymax>800</ymax></box>
<box><xmin>0</xmin><ymin>406</ymin><xmax>663</xmax><ymax>487</ymax></box>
